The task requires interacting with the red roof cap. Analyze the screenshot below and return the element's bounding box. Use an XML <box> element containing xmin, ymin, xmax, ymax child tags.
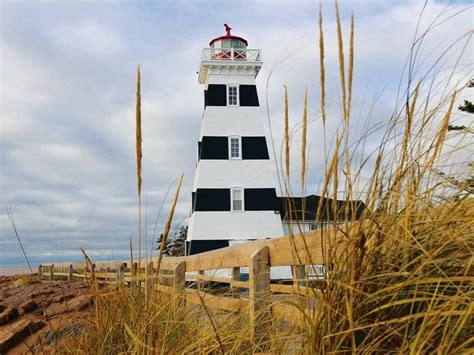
<box><xmin>209</xmin><ymin>24</ymin><xmax>248</xmax><ymax>46</ymax></box>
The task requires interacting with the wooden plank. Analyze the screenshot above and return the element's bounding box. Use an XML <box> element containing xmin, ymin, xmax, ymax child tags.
<box><xmin>117</xmin><ymin>264</ymin><xmax>124</xmax><ymax>286</ymax></box>
<box><xmin>131</xmin><ymin>262</ymin><xmax>138</xmax><ymax>289</ymax></box>
<box><xmin>68</xmin><ymin>264</ymin><xmax>73</xmax><ymax>281</ymax></box>
<box><xmin>145</xmin><ymin>261</ymin><xmax>154</xmax><ymax>301</ymax></box>
<box><xmin>173</xmin><ymin>261</ymin><xmax>186</xmax><ymax>307</ymax></box>
<box><xmin>231</xmin><ymin>280</ymin><xmax>249</xmax><ymax>289</ymax></box>
<box><xmin>231</xmin><ymin>267</ymin><xmax>243</xmax><ymax>296</ymax></box>
<box><xmin>270</xmin><ymin>284</ymin><xmax>307</xmax><ymax>295</ymax></box>
<box><xmin>173</xmin><ymin>261</ymin><xmax>186</xmax><ymax>290</ymax></box>
<box><xmin>49</xmin><ymin>265</ymin><xmax>54</xmax><ymax>281</ymax></box>
<box><xmin>35</xmin><ymin>228</ymin><xmax>340</xmax><ymax>278</ymax></box>
<box><xmin>155</xmin><ymin>257</ymin><xmax>185</xmax><ymax>271</ymax></box>
<box><xmin>197</xmin><ymin>270</ymin><xmax>205</xmax><ymax>289</ymax></box>
<box><xmin>38</xmin><ymin>265</ymin><xmax>42</xmax><ymax>281</ymax></box>
<box><xmin>292</xmin><ymin>265</ymin><xmax>306</xmax><ymax>287</ymax></box>
<box><xmin>181</xmin><ymin>240</ymin><xmax>267</xmax><ymax>271</ymax></box>
<box><xmin>53</xmin><ymin>272</ymin><xmax>70</xmax><ymax>277</ymax></box>
<box><xmin>185</xmin><ymin>289</ymin><xmax>247</xmax><ymax>313</ymax></box>
<box><xmin>92</xmin><ymin>272</ymin><xmax>115</xmax><ymax>279</ymax></box>
<box><xmin>231</xmin><ymin>267</ymin><xmax>240</xmax><ymax>282</ymax></box>
<box><xmin>197</xmin><ymin>275</ymin><xmax>232</xmax><ymax>284</ymax></box>
<box><xmin>166</xmin><ymin>229</ymin><xmax>337</xmax><ymax>272</ymax></box>
<box><xmin>249</xmin><ymin>246</ymin><xmax>271</xmax><ymax>351</ymax></box>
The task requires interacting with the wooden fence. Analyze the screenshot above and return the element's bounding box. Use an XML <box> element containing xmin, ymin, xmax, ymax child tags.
<box><xmin>38</xmin><ymin>228</ymin><xmax>338</xmax><ymax>344</ymax></box>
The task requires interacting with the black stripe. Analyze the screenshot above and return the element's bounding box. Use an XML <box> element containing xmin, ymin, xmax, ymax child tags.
<box><xmin>186</xmin><ymin>240</ymin><xmax>229</xmax><ymax>255</ymax></box>
<box><xmin>205</xmin><ymin>84</ymin><xmax>226</xmax><ymax>106</ymax></box>
<box><xmin>204</xmin><ymin>84</ymin><xmax>259</xmax><ymax>107</ymax></box>
<box><xmin>199</xmin><ymin>136</ymin><xmax>269</xmax><ymax>160</ymax></box>
<box><xmin>241</xmin><ymin>137</ymin><xmax>269</xmax><ymax>159</ymax></box>
<box><xmin>194</xmin><ymin>188</ymin><xmax>231</xmax><ymax>211</ymax></box>
<box><xmin>200</xmin><ymin>137</ymin><xmax>229</xmax><ymax>159</ymax></box>
<box><xmin>239</xmin><ymin>85</ymin><xmax>259</xmax><ymax>106</ymax></box>
<box><xmin>193</xmin><ymin>188</ymin><xmax>279</xmax><ymax>212</ymax></box>
<box><xmin>244</xmin><ymin>188</ymin><xmax>278</xmax><ymax>211</ymax></box>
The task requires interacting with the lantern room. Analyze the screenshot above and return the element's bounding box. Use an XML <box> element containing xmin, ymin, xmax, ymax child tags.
<box><xmin>198</xmin><ymin>24</ymin><xmax>262</xmax><ymax>84</ymax></box>
<box><xmin>209</xmin><ymin>24</ymin><xmax>248</xmax><ymax>50</ymax></box>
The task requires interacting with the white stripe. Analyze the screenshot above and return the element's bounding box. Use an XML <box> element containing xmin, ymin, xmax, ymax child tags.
<box><xmin>201</xmin><ymin>107</ymin><xmax>266</xmax><ymax>138</ymax></box>
<box><xmin>188</xmin><ymin>211</ymin><xmax>283</xmax><ymax>240</ymax></box>
<box><xmin>192</xmin><ymin>160</ymin><xmax>277</xmax><ymax>190</ymax></box>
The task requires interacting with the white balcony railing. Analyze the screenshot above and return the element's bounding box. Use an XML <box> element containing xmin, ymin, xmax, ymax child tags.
<box><xmin>201</xmin><ymin>47</ymin><xmax>261</xmax><ymax>62</ymax></box>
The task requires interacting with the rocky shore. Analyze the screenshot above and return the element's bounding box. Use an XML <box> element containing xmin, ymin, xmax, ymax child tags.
<box><xmin>0</xmin><ymin>274</ymin><xmax>93</xmax><ymax>353</ymax></box>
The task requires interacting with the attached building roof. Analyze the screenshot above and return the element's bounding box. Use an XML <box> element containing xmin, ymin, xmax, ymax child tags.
<box><xmin>277</xmin><ymin>195</ymin><xmax>366</xmax><ymax>222</ymax></box>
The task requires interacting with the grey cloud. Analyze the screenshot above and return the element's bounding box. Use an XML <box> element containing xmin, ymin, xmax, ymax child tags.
<box><xmin>1</xmin><ymin>0</ymin><xmax>472</xmax><ymax>265</ymax></box>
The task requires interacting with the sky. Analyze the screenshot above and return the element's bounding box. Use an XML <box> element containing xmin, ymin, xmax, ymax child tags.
<box><xmin>0</xmin><ymin>0</ymin><xmax>472</xmax><ymax>266</ymax></box>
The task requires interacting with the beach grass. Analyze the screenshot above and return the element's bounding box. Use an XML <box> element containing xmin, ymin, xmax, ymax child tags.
<box><xmin>64</xmin><ymin>2</ymin><xmax>473</xmax><ymax>353</ymax></box>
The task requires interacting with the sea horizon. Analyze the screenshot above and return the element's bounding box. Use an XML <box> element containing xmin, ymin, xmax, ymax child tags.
<box><xmin>0</xmin><ymin>265</ymin><xmax>36</xmax><ymax>276</ymax></box>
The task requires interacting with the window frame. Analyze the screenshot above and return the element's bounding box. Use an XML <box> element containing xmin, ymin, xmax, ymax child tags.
<box><xmin>230</xmin><ymin>187</ymin><xmax>245</xmax><ymax>212</ymax></box>
<box><xmin>227</xmin><ymin>84</ymin><xmax>239</xmax><ymax>106</ymax></box>
<box><xmin>228</xmin><ymin>136</ymin><xmax>242</xmax><ymax>160</ymax></box>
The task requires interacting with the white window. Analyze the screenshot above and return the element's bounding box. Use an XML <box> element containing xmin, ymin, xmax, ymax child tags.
<box><xmin>228</xmin><ymin>136</ymin><xmax>241</xmax><ymax>159</ymax></box>
<box><xmin>231</xmin><ymin>188</ymin><xmax>244</xmax><ymax>212</ymax></box>
<box><xmin>227</xmin><ymin>85</ymin><xmax>238</xmax><ymax>106</ymax></box>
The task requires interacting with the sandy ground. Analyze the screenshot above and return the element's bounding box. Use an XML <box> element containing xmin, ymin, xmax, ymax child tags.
<box><xmin>0</xmin><ymin>274</ymin><xmax>93</xmax><ymax>354</ymax></box>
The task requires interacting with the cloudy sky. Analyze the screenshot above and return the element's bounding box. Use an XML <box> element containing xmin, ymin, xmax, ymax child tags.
<box><xmin>1</xmin><ymin>0</ymin><xmax>472</xmax><ymax>266</ymax></box>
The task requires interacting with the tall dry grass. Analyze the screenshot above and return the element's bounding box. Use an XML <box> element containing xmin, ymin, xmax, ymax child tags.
<box><xmin>136</xmin><ymin>65</ymin><xmax>143</xmax><ymax>269</ymax></box>
<box><xmin>68</xmin><ymin>2</ymin><xmax>473</xmax><ymax>353</ymax></box>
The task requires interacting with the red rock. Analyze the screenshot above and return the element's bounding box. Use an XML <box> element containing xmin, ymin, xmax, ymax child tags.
<box><xmin>18</xmin><ymin>300</ymin><xmax>37</xmax><ymax>315</ymax></box>
<box><xmin>0</xmin><ymin>307</ymin><xmax>18</xmax><ymax>325</ymax></box>
<box><xmin>44</xmin><ymin>295</ymin><xmax>93</xmax><ymax>318</ymax></box>
<box><xmin>51</xmin><ymin>294</ymin><xmax>74</xmax><ymax>303</ymax></box>
<box><xmin>0</xmin><ymin>318</ymin><xmax>44</xmax><ymax>353</ymax></box>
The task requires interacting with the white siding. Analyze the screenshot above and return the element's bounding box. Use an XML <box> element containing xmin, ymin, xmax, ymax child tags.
<box><xmin>207</xmin><ymin>73</ymin><xmax>258</xmax><ymax>85</ymax></box>
<box><xmin>189</xmin><ymin>211</ymin><xmax>283</xmax><ymax>240</ymax></box>
<box><xmin>192</xmin><ymin>160</ymin><xmax>277</xmax><ymax>190</ymax></box>
<box><xmin>200</xmin><ymin>107</ymin><xmax>266</xmax><ymax>138</ymax></box>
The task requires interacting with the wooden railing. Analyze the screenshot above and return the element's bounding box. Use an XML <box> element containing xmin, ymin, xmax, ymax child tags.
<box><xmin>201</xmin><ymin>47</ymin><xmax>261</xmax><ymax>62</ymax></box>
<box><xmin>38</xmin><ymin>228</ymin><xmax>339</xmax><ymax>344</ymax></box>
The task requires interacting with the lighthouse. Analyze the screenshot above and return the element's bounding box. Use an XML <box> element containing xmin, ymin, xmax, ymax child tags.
<box><xmin>186</xmin><ymin>25</ymin><xmax>284</xmax><ymax>255</ymax></box>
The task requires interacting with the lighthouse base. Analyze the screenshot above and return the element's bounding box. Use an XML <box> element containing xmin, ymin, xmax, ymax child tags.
<box><xmin>186</xmin><ymin>239</ymin><xmax>230</xmax><ymax>255</ymax></box>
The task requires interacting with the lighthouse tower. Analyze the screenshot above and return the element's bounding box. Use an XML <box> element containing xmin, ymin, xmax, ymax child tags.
<box><xmin>186</xmin><ymin>25</ymin><xmax>284</xmax><ymax>255</ymax></box>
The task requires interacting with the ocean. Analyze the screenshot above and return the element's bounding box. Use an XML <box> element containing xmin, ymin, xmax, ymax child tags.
<box><xmin>0</xmin><ymin>265</ymin><xmax>35</xmax><ymax>276</ymax></box>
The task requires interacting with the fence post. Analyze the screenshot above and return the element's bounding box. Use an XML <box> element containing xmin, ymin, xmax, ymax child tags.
<box><xmin>49</xmin><ymin>265</ymin><xmax>54</xmax><ymax>281</ymax></box>
<box><xmin>249</xmin><ymin>246</ymin><xmax>271</xmax><ymax>351</ymax></box>
<box><xmin>292</xmin><ymin>265</ymin><xmax>306</xmax><ymax>287</ymax></box>
<box><xmin>91</xmin><ymin>263</ymin><xmax>96</xmax><ymax>280</ymax></box>
<box><xmin>38</xmin><ymin>265</ymin><xmax>43</xmax><ymax>281</ymax></box>
<box><xmin>68</xmin><ymin>264</ymin><xmax>73</xmax><ymax>282</ymax></box>
<box><xmin>145</xmin><ymin>261</ymin><xmax>154</xmax><ymax>301</ymax></box>
<box><xmin>292</xmin><ymin>264</ymin><xmax>308</xmax><ymax>309</ymax></box>
<box><xmin>131</xmin><ymin>262</ymin><xmax>138</xmax><ymax>289</ymax></box>
<box><xmin>197</xmin><ymin>270</ymin><xmax>205</xmax><ymax>290</ymax></box>
<box><xmin>173</xmin><ymin>261</ymin><xmax>186</xmax><ymax>307</ymax></box>
<box><xmin>231</xmin><ymin>267</ymin><xmax>241</xmax><ymax>297</ymax></box>
<box><xmin>116</xmin><ymin>263</ymin><xmax>124</xmax><ymax>287</ymax></box>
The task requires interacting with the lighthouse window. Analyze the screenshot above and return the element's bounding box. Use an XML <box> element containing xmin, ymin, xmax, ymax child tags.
<box><xmin>229</xmin><ymin>136</ymin><xmax>241</xmax><ymax>159</ymax></box>
<box><xmin>231</xmin><ymin>188</ymin><xmax>244</xmax><ymax>212</ymax></box>
<box><xmin>227</xmin><ymin>85</ymin><xmax>239</xmax><ymax>106</ymax></box>
<box><xmin>221</xmin><ymin>39</ymin><xmax>231</xmax><ymax>49</ymax></box>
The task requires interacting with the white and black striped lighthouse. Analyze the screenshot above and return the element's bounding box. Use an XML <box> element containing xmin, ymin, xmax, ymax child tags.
<box><xmin>186</xmin><ymin>25</ymin><xmax>284</xmax><ymax>255</ymax></box>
